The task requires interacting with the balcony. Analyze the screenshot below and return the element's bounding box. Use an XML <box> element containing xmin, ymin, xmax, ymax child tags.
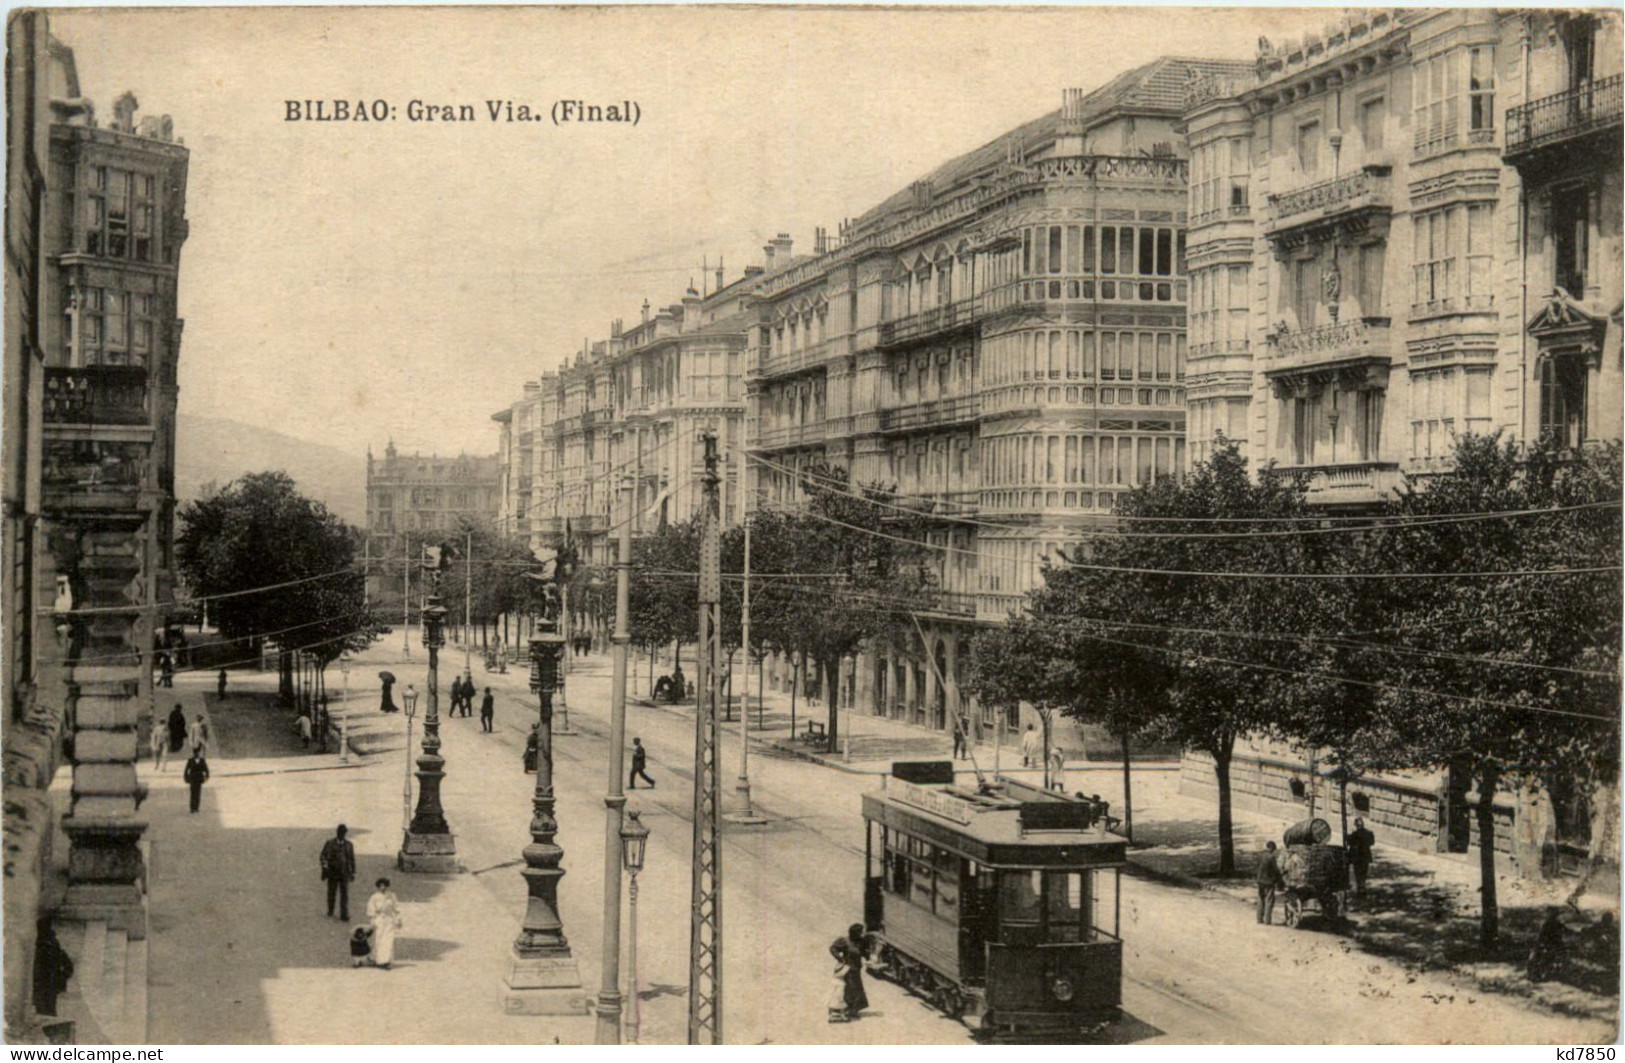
<box><xmin>1505</xmin><ymin>76</ymin><xmax>1623</xmax><ymax>172</ymax></box>
<box><xmin>1264</xmin><ymin>165</ymin><xmax>1392</xmax><ymax>250</ymax></box>
<box><xmin>41</xmin><ymin>439</ymin><xmax>150</xmax><ymax>508</ymax></box>
<box><xmin>43</xmin><ymin>366</ymin><xmax>149</xmax><ymax>427</ymax></box>
<box><xmin>876</xmin><ymin>296</ymin><xmax>980</xmax><ymax>349</ymax></box>
<box><xmin>1264</xmin><ymin>316</ymin><xmax>1392</xmax><ymax>382</ymax></box>
<box><xmin>760</xmin><ymin>337</ymin><xmax>841</xmax><ymax>380</ymax></box>
<box><xmin>1291</xmin><ymin>460</ymin><xmax>1403</xmax><ymax>508</ymax></box>
<box><xmin>754</xmin><ymin>422</ymin><xmax>828</xmax><ymax>450</ymax></box>
<box><xmin>983</xmin><ymin>272</ymin><xmax>1186</xmax><ymax>317</ymax></box>
<box><xmin>879</xmin><ymin>489</ymin><xmax>980</xmax><ymax>521</ymax></box>
<box><xmin>877</xmin><ymin>394</ymin><xmax>981</xmax><ymax>434</ymax></box>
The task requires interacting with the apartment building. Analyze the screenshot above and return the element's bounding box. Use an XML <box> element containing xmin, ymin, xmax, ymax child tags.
<box><xmin>493</xmin><ymin>266</ymin><xmax>772</xmax><ymax>567</ymax></box>
<box><xmin>749</xmin><ymin>59</ymin><xmax>1245</xmax><ymax>737</ymax></box>
<box><xmin>365</xmin><ymin>442</ymin><xmax>500</xmax><ymax>565</ymax></box>
<box><xmin>1180</xmin><ymin>8</ymin><xmax>1622</xmax><ymax>879</ymax></box>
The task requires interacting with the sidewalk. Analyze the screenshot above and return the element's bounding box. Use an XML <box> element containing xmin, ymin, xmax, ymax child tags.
<box><xmin>1123</xmin><ymin>778</ymin><xmax>1620</xmax><ymax>1023</ymax></box>
<box><xmin>140</xmin><ymin>666</ymin><xmax>594</xmax><ymax>1045</ymax></box>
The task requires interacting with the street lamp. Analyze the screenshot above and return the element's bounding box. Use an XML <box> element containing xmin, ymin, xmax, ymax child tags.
<box><xmin>620</xmin><ymin>809</ymin><xmax>651</xmax><ymax>1045</ymax></box>
<box><xmin>400</xmin><ymin>568</ymin><xmax>457</xmax><ymax>872</ymax></box>
<box><xmin>500</xmin><ymin>614</ymin><xmax>585</xmax><ymax>1013</ymax></box>
<box><xmin>400</xmin><ymin>684</ymin><xmax>418</xmax><ymax>834</ymax></box>
<box><xmin>339</xmin><ymin>651</ymin><xmax>352</xmax><ymax>764</ymax></box>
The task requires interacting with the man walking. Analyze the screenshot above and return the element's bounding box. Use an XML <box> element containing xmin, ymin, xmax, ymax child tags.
<box><xmin>183</xmin><ymin>751</ymin><xmax>210</xmax><ymax>814</ymax></box>
<box><xmin>951</xmin><ymin>712</ymin><xmax>968</xmax><ymax>760</ymax></box>
<box><xmin>1347</xmin><ymin>817</ymin><xmax>1376</xmax><ymax>895</ymax></box>
<box><xmin>1256</xmin><ymin>841</ymin><xmax>1286</xmax><ymax>925</ymax></box>
<box><xmin>480</xmin><ymin>687</ymin><xmax>495</xmax><ymax>733</ymax></box>
<box><xmin>321</xmin><ymin>824</ymin><xmax>357</xmax><ymax>921</ymax></box>
<box><xmin>629</xmin><ymin>737</ymin><xmax>655</xmax><ymax>789</ymax></box>
<box><xmin>217</xmin><ymin>668</ymin><xmax>228</xmax><ymax>699</ymax></box>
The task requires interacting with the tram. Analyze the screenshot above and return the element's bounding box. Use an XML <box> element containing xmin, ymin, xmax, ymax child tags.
<box><xmin>860</xmin><ymin>762</ymin><xmax>1126</xmax><ymax>1038</ymax></box>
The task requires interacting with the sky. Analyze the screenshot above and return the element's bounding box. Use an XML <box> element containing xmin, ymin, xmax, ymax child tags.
<box><xmin>52</xmin><ymin>5</ymin><xmax>1332</xmax><ymax>461</ymax></box>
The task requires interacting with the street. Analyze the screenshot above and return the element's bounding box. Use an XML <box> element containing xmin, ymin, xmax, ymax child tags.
<box><xmin>137</xmin><ymin>635</ymin><xmax>1616</xmax><ymax>1045</ymax></box>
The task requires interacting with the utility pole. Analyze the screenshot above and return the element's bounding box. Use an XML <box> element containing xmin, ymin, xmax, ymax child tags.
<box><xmin>726</xmin><ymin>488</ymin><xmax>765</xmax><ymax>825</ymax></box>
<box><xmin>463</xmin><ymin>530</ymin><xmax>473</xmax><ymax>682</ymax></box>
<box><xmin>402</xmin><ymin>543</ymin><xmax>411</xmax><ymax>659</ymax></box>
<box><xmin>689</xmin><ymin>430</ymin><xmax>723</xmax><ymax>1045</ymax></box>
<box><xmin>594</xmin><ymin>475</ymin><xmax>634</xmax><ymax>1043</ymax></box>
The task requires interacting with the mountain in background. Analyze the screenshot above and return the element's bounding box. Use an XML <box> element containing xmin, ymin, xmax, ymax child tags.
<box><xmin>175</xmin><ymin>413</ymin><xmax>366</xmax><ymax>524</ymax></box>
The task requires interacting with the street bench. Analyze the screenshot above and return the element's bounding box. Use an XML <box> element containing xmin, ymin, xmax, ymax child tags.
<box><xmin>798</xmin><ymin>720</ymin><xmax>826</xmax><ymax>745</ymax></box>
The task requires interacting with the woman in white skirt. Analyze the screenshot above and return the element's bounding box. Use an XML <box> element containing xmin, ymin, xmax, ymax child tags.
<box><xmin>366</xmin><ymin>878</ymin><xmax>403</xmax><ymax>969</ymax></box>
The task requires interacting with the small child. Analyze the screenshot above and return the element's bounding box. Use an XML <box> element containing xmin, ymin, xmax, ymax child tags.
<box><xmin>350</xmin><ymin>926</ymin><xmax>373</xmax><ymax>967</ymax></box>
<box><xmin>827</xmin><ymin>952</ymin><xmax>850</xmax><ymax>1023</ymax></box>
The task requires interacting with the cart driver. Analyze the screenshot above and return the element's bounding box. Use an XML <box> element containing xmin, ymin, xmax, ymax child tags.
<box><xmin>1256</xmin><ymin>841</ymin><xmax>1286</xmax><ymax>926</ymax></box>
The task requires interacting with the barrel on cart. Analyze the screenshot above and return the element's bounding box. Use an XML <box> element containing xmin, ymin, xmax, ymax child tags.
<box><xmin>1278</xmin><ymin>818</ymin><xmax>1349</xmax><ymax>928</ymax></box>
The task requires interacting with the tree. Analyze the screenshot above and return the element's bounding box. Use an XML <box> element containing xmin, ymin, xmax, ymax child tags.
<box><xmin>1362</xmin><ymin>434</ymin><xmax>1621</xmax><ymax>944</ymax></box>
<box><xmin>176</xmin><ymin>472</ymin><xmax>383</xmax><ymax>673</ymax></box>
<box><xmin>743</xmin><ymin>465</ymin><xmax>937</xmax><ymax>746</ymax></box>
<box><xmin>629</xmin><ymin>519</ymin><xmax>700</xmax><ymax>668</ymax></box>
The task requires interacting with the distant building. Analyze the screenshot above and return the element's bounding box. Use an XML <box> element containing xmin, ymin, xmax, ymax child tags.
<box><xmin>365</xmin><ymin>442</ymin><xmax>500</xmax><ymax>592</ymax></box>
<box><xmin>3</xmin><ymin>13</ymin><xmax>191</xmax><ymax>1039</ymax></box>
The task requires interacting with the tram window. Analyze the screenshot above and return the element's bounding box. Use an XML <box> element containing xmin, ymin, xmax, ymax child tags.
<box><xmin>886</xmin><ymin>849</ymin><xmax>910</xmax><ymax>896</ymax></box>
<box><xmin>1047</xmin><ymin>872</ymin><xmax>1085</xmax><ymax>943</ymax></box>
<box><xmin>935</xmin><ymin>869</ymin><xmax>960</xmax><ymax>917</ymax></box>
<box><xmin>1000</xmin><ymin>870</ymin><xmax>1044</xmax><ymax>925</ymax></box>
<box><xmin>910</xmin><ymin>859</ymin><xmax>936</xmax><ymax>910</ymax></box>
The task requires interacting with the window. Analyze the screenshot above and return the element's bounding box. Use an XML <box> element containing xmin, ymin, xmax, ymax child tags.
<box><xmin>1357</xmin><ymin>243</ymin><xmax>1386</xmax><ymax>316</ymax></box>
<box><xmin>1414</xmin><ymin>50</ymin><xmax>1459</xmax><ymax>154</ymax></box>
<box><xmin>1000</xmin><ymin>870</ymin><xmax>1043</xmax><ymax>925</ymax></box>
<box><xmin>1360</xmin><ymin>96</ymin><xmax>1386</xmax><ymax>153</ymax></box>
<box><xmin>1553</xmin><ymin>190</ymin><xmax>1589</xmax><ymax>297</ymax></box>
<box><xmin>1540</xmin><ymin>355</ymin><xmax>1588</xmax><ymax>447</ymax></box>
<box><xmin>1296</xmin><ymin>120</ymin><xmax>1320</xmax><ymax>176</ymax></box>
<box><xmin>1413</xmin><ymin>210</ymin><xmax>1456</xmax><ymax>309</ymax></box>
<box><xmin>1292</xmin><ymin>256</ymin><xmax>1320</xmax><ymax>329</ymax></box>
<box><xmin>1047</xmin><ymin>873</ymin><xmax>1086</xmax><ymax>943</ymax></box>
<box><xmin>1465</xmin><ymin>204</ymin><xmax>1494</xmax><ymax>307</ymax></box>
<box><xmin>1469</xmin><ymin>47</ymin><xmax>1495</xmax><ymax>134</ymax></box>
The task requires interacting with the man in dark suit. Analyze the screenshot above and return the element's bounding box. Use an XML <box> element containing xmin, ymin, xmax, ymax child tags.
<box><xmin>321</xmin><ymin>824</ymin><xmax>358</xmax><ymax>920</ymax></box>
<box><xmin>183</xmin><ymin>752</ymin><xmax>209</xmax><ymax>813</ymax></box>
<box><xmin>1347</xmin><ymin>817</ymin><xmax>1376</xmax><ymax>895</ymax></box>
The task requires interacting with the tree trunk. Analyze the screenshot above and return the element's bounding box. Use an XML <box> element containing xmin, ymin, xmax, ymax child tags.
<box><xmin>1120</xmin><ymin>727</ymin><xmax>1135</xmax><ymax>844</ymax></box>
<box><xmin>1040</xmin><ymin>712</ymin><xmax>1053</xmax><ymax>790</ymax></box>
<box><xmin>1476</xmin><ymin>764</ymin><xmax>1501</xmax><ymax>946</ymax></box>
<box><xmin>790</xmin><ymin>659</ymin><xmax>799</xmax><ymax>739</ymax></box>
<box><xmin>1214</xmin><ymin>743</ymin><xmax>1236</xmax><ymax>876</ymax></box>
<box><xmin>826</xmin><ymin>658</ymin><xmax>840</xmax><ymax>747</ymax></box>
<box><xmin>757</xmin><ymin>650</ymin><xmax>765</xmax><ymax>729</ymax></box>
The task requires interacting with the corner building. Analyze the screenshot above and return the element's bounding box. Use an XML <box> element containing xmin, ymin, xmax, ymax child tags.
<box><xmin>749</xmin><ymin>60</ymin><xmax>1247</xmax><ymax>737</ymax></box>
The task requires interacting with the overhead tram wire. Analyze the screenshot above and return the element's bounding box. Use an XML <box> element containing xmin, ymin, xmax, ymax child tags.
<box><xmin>49</xmin><ymin>607</ymin><xmax>377</xmax><ymax>667</ymax></box>
<box><xmin>746</xmin><ymin>486</ymin><xmax>1619</xmax><ymax>581</ymax></box>
<box><xmin>43</xmin><ymin>564</ymin><xmax>364</xmax><ymax>617</ymax></box>
<box><xmin>748</xmin><ymin>450</ymin><xmax>1622</xmax><ymax>532</ymax></box>
<box><xmin>666</xmin><ymin>573</ymin><xmax>1616</xmax><ymax>726</ymax></box>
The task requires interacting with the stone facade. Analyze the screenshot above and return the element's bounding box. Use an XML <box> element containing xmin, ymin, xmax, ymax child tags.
<box><xmin>3</xmin><ymin>16</ymin><xmax>190</xmax><ymax>1037</ymax></box>
<box><xmin>748</xmin><ymin>61</ymin><xmax>1247</xmax><ymax>740</ymax></box>
<box><xmin>1179</xmin><ymin>8</ymin><xmax>1622</xmax><ymax>880</ymax></box>
<box><xmin>365</xmin><ymin>443</ymin><xmax>499</xmax><ymax>569</ymax></box>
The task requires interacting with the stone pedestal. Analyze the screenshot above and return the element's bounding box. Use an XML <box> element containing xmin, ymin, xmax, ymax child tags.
<box><xmin>499</xmin><ymin>951</ymin><xmax>588</xmax><ymax>1015</ymax></box>
<box><xmin>398</xmin><ymin>828</ymin><xmax>462</xmax><ymax>873</ymax></box>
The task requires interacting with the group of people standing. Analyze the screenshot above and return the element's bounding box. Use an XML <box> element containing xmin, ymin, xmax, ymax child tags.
<box><xmin>148</xmin><ymin>703</ymin><xmax>212</xmax><ymax>812</ymax></box>
<box><xmin>827</xmin><ymin>924</ymin><xmax>873</xmax><ymax>1023</ymax></box>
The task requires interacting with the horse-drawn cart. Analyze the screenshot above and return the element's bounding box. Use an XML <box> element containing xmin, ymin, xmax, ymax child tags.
<box><xmin>1279</xmin><ymin>818</ymin><xmax>1350</xmax><ymax>928</ymax></box>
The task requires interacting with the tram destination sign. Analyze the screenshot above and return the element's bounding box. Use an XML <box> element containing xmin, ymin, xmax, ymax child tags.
<box><xmin>890</xmin><ymin>778</ymin><xmax>972</xmax><ymax>825</ymax></box>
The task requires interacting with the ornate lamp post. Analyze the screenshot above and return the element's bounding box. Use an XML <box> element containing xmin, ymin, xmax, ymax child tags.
<box><xmin>400</xmin><ymin>559</ymin><xmax>458</xmax><ymax>872</ymax></box>
<box><xmin>620</xmin><ymin>809</ymin><xmax>651</xmax><ymax>1045</ymax></box>
<box><xmin>400</xmin><ymin>685</ymin><xmax>418</xmax><ymax>834</ymax></box>
<box><xmin>339</xmin><ymin>651</ymin><xmax>352</xmax><ymax>764</ymax></box>
<box><xmin>500</xmin><ymin>613</ymin><xmax>586</xmax><ymax>1013</ymax></box>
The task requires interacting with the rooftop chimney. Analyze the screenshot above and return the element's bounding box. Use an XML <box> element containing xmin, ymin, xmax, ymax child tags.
<box><xmin>641</xmin><ymin>299</ymin><xmax>651</xmax><ymax>324</ymax></box>
<box><xmin>111</xmin><ymin>91</ymin><xmax>138</xmax><ymax>134</ymax></box>
<box><xmin>772</xmin><ymin>233</ymin><xmax>794</xmax><ymax>265</ymax></box>
<box><xmin>715</xmin><ymin>256</ymin><xmax>725</xmax><ymax>294</ymax></box>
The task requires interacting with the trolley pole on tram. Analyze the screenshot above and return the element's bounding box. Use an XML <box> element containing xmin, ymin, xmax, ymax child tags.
<box><xmin>688</xmin><ymin>431</ymin><xmax>724</xmax><ymax>1044</ymax></box>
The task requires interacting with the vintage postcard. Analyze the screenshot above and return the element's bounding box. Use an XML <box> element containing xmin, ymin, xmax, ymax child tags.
<box><xmin>3</xmin><ymin>3</ymin><xmax>1619</xmax><ymax>1049</ymax></box>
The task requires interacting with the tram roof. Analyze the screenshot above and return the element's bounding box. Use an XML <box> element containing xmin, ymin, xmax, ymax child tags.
<box><xmin>862</xmin><ymin>765</ymin><xmax>1127</xmax><ymax>869</ymax></box>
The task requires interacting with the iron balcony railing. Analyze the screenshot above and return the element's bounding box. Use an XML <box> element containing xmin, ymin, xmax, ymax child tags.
<box><xmin>1506</xmin><ymin>75</ymin><xmax>1623</xmax><ymax>158</ymax></box>
<box><xmin>1267</xmin><ymin>166</ymin><xmax>1390</xmax><ymax>225</ymax></box>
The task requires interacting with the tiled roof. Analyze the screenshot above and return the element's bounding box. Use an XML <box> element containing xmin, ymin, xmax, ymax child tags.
<box><xmin>853</xmin><ymin>56</ymin><xmax>1252</xmax><ymax>234</ymax></box>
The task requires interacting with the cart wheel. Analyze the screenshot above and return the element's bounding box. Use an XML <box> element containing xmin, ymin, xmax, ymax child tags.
<box><xmin>1284</xmin><ymin>895</ymin><xmax>1303</xmax><ymax>928</ymax></box>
